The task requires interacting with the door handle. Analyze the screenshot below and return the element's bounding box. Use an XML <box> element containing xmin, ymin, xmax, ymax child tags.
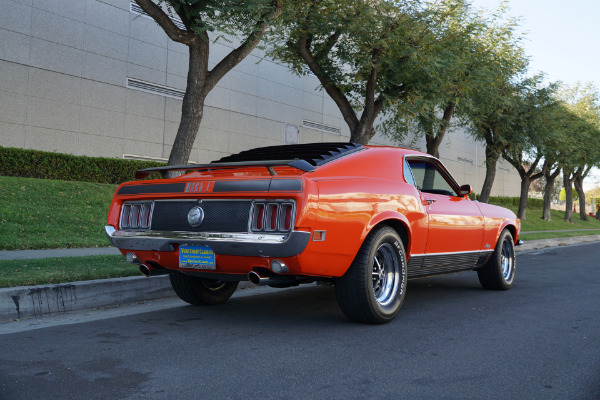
<box><xmin>424</xmin><ymin>199</ymin><xmax>437</xmax><ymax>205</ymax></box>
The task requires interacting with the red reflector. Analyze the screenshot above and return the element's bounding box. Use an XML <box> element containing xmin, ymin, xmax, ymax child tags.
<box><xmin>313</xmin><ymin>231</ymin><xmax>326</xmax><ymax>241</ymax></box>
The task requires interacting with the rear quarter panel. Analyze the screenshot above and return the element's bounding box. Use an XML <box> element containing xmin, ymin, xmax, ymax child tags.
<box><xmin>297</xmin><ymin>148</ymin><xmax>427</xmax><ymax>277</ymax></box>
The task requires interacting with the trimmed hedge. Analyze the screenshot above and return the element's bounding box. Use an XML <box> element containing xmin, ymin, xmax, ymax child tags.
<box><xmin>474</xmin><ymin>195</ymin><xmax>544</xmax><ymax>209</ymax></box>
<box><xmin>0</xmin><ymin>146</ymin><xmax>166</xmax><ymax>184</ymax></box>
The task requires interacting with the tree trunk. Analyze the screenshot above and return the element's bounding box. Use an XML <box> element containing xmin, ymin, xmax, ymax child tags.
<box><xmin>166</xmin><ymin>42</ymin><xmax>208</xmax><ymax>176</ymax></box>
<box><xmin>425</xmin><ymin>130</ymin><xmax>442</xmax><ymax>159</ymax></box>
<box><xmin>134</xmin><ymin>0</ymin><xmax>283</xmax><ymax>174</ymax></box>
<box><xmin>517</xmin><ymin>176</ymin><xmax>530</xmax><ymax>220</ymax></box>
<box><xmin>501</xmin><ymin>151</ymin><xmax>542</xmax><ymax>221</ymax></box>
<box><xmin>563</xmin><ymin>170</ymin><xmax>574</xmax><ymax>223</ymax></box>
<box><xmin>350</xmin><ymin>124</ymin><xmax>377</xmax><ymax>145</ymax></box>
<box><xmin>425</xmin><ymin>102</ymin><xmax>456</xmax><ymax>158</ymax></box>
<box><xmin>574</xmin><ymin>171</ymin><xmax>588</xmax><ymax>221</ymax></box>
<box><xmin>542</xmin><ymin>178</ymin><xmax>555</xmax><ymax>221</ymax></box>
<box><xmin>542</xmin><ymin>163</ymin><xmax>560</xmax><ymax>221</ymax></box>
<box><xmin>479</xmin><ymin>145</ymin><xmax>501</xmax><ymax>204</ymax></box>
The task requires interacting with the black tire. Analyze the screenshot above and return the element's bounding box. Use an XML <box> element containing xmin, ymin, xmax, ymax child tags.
<box><xmin>170</xmin><ymin>272</ymin><xmax>238</xmax><ymax>305</ymax></box>
<box><xmin>335</xmin><ymin>226</ymin><xmax>407</xmax><ymax>324</ymax></box>
<box><xmin>477</xmin><ymin>229</ymin><xmax>516</xmax><ymax>290</ymax></box>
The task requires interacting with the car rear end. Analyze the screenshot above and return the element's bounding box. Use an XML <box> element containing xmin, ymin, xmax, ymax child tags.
<box><xmin>105</xmin><ymin>167</ymin><xmax>314</xmax><ymax>284</ymax></box>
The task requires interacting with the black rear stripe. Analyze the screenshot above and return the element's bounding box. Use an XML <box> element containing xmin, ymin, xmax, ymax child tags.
<box><xmin>212</xmin><ymin>180</ymin><xmax>270</xmax><ymax>193</ymax></box>
<box><xmin>118</xmin><ymin>183</ymin><xmax>186</xmax><ymax>195</ymax></box>
<box><xmin>119</xmin><ymin>179</ymin><xmax>302</xmax><ymax>194</ymax></box>
<box><xmin>270</xmin><ymin>179</ymin><xmax>302</xmax><ymax>192</ymax></box>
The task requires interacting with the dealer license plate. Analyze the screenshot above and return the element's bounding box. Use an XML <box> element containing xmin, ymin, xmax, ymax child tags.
<box><xmin>179</xmin><ymin>245</ymin><xmax>216</xmax><ymax>270</ymax></box>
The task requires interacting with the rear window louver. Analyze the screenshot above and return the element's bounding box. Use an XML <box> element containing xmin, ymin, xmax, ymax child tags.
<box><xmin>214</xmin><ymin>142</ymin><xmax>363</xmax><ymax>169</ymax></box>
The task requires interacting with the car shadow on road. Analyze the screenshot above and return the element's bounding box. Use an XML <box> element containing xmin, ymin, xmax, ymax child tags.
<box><xmin>135</xmin><ymin>272</ymin><xmax>490</xmax><ymax>328</ymax></box>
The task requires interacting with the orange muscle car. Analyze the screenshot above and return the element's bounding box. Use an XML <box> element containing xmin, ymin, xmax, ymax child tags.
<box><xmin>106</xmin><ymin>143</ymin><xmax>520</xmax><ymax>323</ymax></box>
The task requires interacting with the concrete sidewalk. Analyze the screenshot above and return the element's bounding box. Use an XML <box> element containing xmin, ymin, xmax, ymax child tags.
<box><xmin>1</xmin><ymin>236</ymin><xmax>599</xmax><ymax>322</ymax></box>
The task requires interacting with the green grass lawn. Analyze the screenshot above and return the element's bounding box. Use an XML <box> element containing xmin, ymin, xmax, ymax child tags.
<box><xmin>0</xmin><ymin>255</ymin><xmax>139</xmax><ymax>288</ymax></box>
<box><xmin>500</xmin><ymin>204</ymin><xmax>600</xmax><ymax>240</ymax></box>
<box><xmin>0</xmin><ymin>176</ymin><xmax>117</xmax><ymax>250</ymax></box>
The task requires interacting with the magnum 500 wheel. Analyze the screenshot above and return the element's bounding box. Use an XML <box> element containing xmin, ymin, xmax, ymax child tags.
<box><xmin>335</xmin><ymin>226</ymin><xmax>407</xmax><ymax>324</ymax></box>
<box><xmin>170</xmin><ymin>272</ymin><xmax>238</xmax><ymax>305</ymax></box>
<box><xmin>477</xmin><ymin>229</ymin><xmax>516</xmax><ymax>290</ymax></box>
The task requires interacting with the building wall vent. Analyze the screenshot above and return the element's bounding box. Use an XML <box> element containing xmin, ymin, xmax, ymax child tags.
<box><xmin>302</xmin><ymin>120</ymin><xmax>340</xmax><ymax>134</ymax></box>
<box><xmin>130</xmin><ymin>1</ymin><xmax>186</xmax><ymax>30</ymax></box>
<box><xmin>127</xmin><ymin>78</ymin><xmax>185</xmax><ymax>100</ymax></box>
<box><xmin>123</xmin><ymin>153</ymin><xmax>197</xmax><ymax>164</ymax></box>
<box><xmin>123</xmin><ymin>154</ymin><xmax>168</xmax><ymax>162</ymax></box>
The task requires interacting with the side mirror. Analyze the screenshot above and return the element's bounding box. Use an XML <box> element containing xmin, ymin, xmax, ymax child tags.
<box><xmin>458</xmin><ymin>184</ymin><xmax>473</xmax><ymax>197</ymax></box>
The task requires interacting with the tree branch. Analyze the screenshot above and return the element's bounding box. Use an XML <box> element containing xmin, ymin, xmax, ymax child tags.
<box><xmin>297</xmin><ymin>34</ymin><xmax>360</xmax><ymax>132</ymax></box>
<box><xmin>359</xmin><ymin>55</ymin><xmax>380</xmax><ymax>128</ymax></box>
<box><xmin>134</xmin><ymin>0</ymin><xmax>196</xmax><ymax>44</ymax></box>
<box><xmin>315</xmin><ymin>28</ymin><xmax>343</xmax><ymax>60</ymax></box>
<box><xmin>205</xmin><ymin>0</ymin><xmax>283</xmax><ymax>93</ymax></box>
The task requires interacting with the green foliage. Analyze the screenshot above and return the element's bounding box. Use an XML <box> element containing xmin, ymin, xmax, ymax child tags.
<box><xmin>0</xmin><ymin>146</ymin><xmax>164</xmax><ymax>184</ymax></box>
<box><xmin>0</xmin><ymin>176</ymin><xmax>117</xmax><ymax>250</ymax></box>
<box><xmin>160</xmin><ymin>0</ymin><xmax>279</xmax><ymax>39</ymax></box>
<box><xmin>382</xmin><ymin>0</ymin><xmax>529</xmax><ymax>150</ymax></box>
<box><xmin>267</xmin><ymin>0</ymin><xmax>442</xmax><ymax>142</ymax></box>
<box><xmin>554</xmin><ymin>83</ymin><xmax>600</xmax><ymax>171</ymax></box>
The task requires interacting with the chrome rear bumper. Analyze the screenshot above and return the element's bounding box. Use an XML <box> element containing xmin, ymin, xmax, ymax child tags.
<box><xmin>105</xmin><ymin>226</ymin><xmax>310</xmax><ymax>258</ymax></box>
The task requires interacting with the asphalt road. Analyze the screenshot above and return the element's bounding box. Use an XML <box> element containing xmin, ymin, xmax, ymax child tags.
<box><xmin>1</xmin><ymin>243</ymin><xmax>599</xmax><ymax>400</ymax></box>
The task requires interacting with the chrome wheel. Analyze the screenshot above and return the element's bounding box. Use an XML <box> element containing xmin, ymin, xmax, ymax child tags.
<box><xmin>477</xmin><ymin>229</ymin><xmax>516</xmax><ymax>291</ymax></box>
<box><xmin>335</xmin><ymin>226</ymin><xmax>407</xmax><ymax>324</ymax></box>
<box><xmin>501</xmin><ymin>240</ymin><xmax>514</xmax><ymax>283</ymax></box>
<box><xmin>372</xmin><ymin>243</ymin><xmax>400</xmax><ymax>306</ymax></box>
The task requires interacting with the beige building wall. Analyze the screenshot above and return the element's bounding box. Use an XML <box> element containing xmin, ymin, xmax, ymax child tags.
<box><xmin>0</xmin><ymin>0</ymin><xmax>520</xmax><ymax>197</ymax></box>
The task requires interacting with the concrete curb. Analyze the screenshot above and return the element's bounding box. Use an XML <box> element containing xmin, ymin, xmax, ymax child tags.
<box><xmin>0</xmin><ymin>275</ymin><xmax>174</xmax><ymax>321</ymax></box>
<box><xmin>0</xmin><ymin>275</ymin><xmax>254</xmax><ymax>322</ymax></box>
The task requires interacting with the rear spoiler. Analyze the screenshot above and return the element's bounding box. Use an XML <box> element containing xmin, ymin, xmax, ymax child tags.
<box><xmin>134</xmin><ymin>159</ymin><xmax>316</xmax><ymax>179</ymax></box>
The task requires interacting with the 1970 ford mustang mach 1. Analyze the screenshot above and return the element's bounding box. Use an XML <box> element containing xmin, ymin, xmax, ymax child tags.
<box><xmin>106</xmin><ymin>142</ymin><xmax>520</xmax><ymax>323</ymax></box>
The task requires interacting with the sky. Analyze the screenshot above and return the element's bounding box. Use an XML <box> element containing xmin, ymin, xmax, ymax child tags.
<box><xmin>468</xmin><ymin>0</ymin><xmax>600</xmax><ymax>88</ymax></box>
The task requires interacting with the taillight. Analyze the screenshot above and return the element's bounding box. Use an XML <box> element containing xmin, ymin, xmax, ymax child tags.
<box><xmin>120</xmin><ymin>202</ymin><xmax>153</xmax><ymax>230</ymax></box>
<box><xmin>121</xmin><ymin>204</ymin><xmax>131</xmax><ymax>227</ymax></box>
<box><xmin>265</xmin><ymin>203</ymin><xmax>279</xmax><ymax>231</ymax></box>
<box><xmin>251</xmin><ymin>201</ymin><xmax>294</xmax><ymax>233</ymax></box>
<box><xmin>251</xmin><ymin>203</ymin><xmax>265</xmax><ymax>231</ymax></box>
<box><xmin>280</xmin><ymin>203</ymin><xmax>293</xmax><ymax>231</ymax></box>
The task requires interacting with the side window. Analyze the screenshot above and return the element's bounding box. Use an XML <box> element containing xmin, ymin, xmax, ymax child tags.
<box><xmin>403</xmin><ymin>158</ymin><xmax>417</xmax><ymax>186</ymax></box>
<box><xmin>407</xmin><ymin>160</ymin><xmax>456</xmax><ymax>196</ymax></box>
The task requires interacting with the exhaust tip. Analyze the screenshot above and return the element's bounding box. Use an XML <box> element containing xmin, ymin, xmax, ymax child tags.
<box><xmin>248</xmin><ymin>271</ymin><xmax>262</xmax><ymax>285</ymax></box>
<box><xmin>139</xmin><ymin>264</ymin><xmax>150</xmax><ymax>277</ymax></box>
